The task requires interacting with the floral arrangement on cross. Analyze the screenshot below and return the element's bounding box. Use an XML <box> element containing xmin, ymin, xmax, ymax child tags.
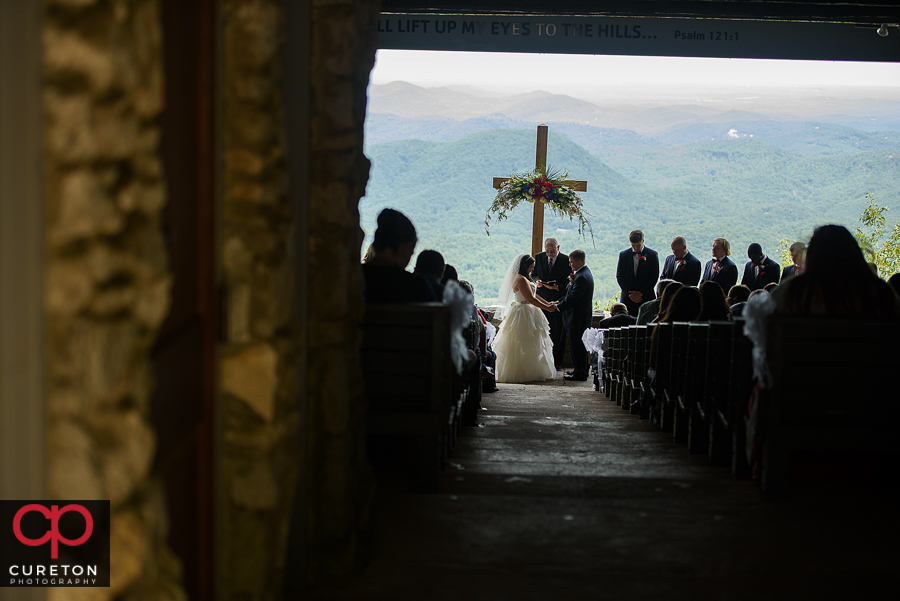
<box><xmin>484</xmin><ymin>165</ymin><xmax>594</xmax><ymax>242</ymax></box>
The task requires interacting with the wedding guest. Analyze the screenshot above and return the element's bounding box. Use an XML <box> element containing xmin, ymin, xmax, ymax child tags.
<box><xmin>362</xmin><ymin>208</ymin><xmax>432</xmax><ymax>303</ymax></box>
<box><xmin>660</xmin><ymin>236</ymin><xmax>701</xmax><ymax>287</ymax></box>
<box><xmin>637</xmin><ymin>279</ymin><xmax>676</xmax><ymax>324</ymax></box>
<box><xmin>764</xmin><ymin>282</ymin><xmax>779</xmax><ymax>294</ymax></box>
<box><xmin>597</xmin><ymin>303</ymin><xmax>636</xmax><ymax>329</ymax></box>
<box><xmin>698</xmin><ymin>281</ymin><xmax>730</xmax><ymax>321</ymax></box>
<box><xmin>650</xmin><ymin>281</ymin><xmax>684</xmax><ymax>324</ymax></box>
<box><xmin>660</xmin><ymin>286</ymin><xmax>702</xmax><ymax>323</ymax></box>
<box><xmin>740</xmin><ymin>243</ymin><xmax>781</xmax><ymax>291</ymax></box>
<box><xmin>726</xmin><ymin>284</ymin><xmax>751</xmax><ymax>307</ymax></box>
<box><xmin>775</xmin><ymin>225</ymin><xmax>900</xmax><ymax>317</ymax></box>
<box><xmin>461</xmin><ymin>280</ymin><xmax>498</xmax><ymax>394</ymax></box>
<box><xmin>780</xmin><ymin>242</ymin><xmax>806</xmax><ymax>281</ymax></box>
<box><xmin>649</xmin><ymin>286</ymin><xmax>701</xmax><ymax>370</ymax></box>
<box><xmin>616</xmin><ymin>229</ymin><xmax>660</xmax><ymax>318</ymax></box>
<box><xmin>888</xmin><ymin>273</ymin><xmax>900</xmax><ymax>297</ymax></box>
<box><xmin>441</xmin><ymin>264</ymin><xmax>459</xmax><ymax>286</ymax></box>
<box><xmin>700</xmin><ymin>237</ymin><xmax>738</xmax><ymax>293</ymax></box>
<box><xmin>414</xmin><ymin>249</ymin><xmax>446</xmax><ymax>302</ymax></box>
<box><xmin>535</xmin><ymin>237</ymin><xmax>571</xmax><ymax>370</ymax></box>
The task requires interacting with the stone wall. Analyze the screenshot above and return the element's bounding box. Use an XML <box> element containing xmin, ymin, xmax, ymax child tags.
<box><xmin>43</xmin><ymin>0</ymin><xmax>184</xmax><ymax>599</ymax></box>
<box><xmin>219</xmin><ymin>0</ymin><xmax>302</xmax><ymax>597</ymax></box>
<box><xmin>307</xmin><ymin>0</ymin><xmax>382</xmax><ymax>580</ymax></box>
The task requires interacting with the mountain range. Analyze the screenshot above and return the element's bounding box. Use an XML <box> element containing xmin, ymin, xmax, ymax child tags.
<box><xmin>361</xmin><ymin>82</ymin><xmax>900</xmax><ymax>304</ymax></box>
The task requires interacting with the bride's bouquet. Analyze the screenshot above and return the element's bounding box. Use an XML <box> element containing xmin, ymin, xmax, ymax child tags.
<box><xmin>485</xmin><ymin>166</ymin><xmax>593</xmax><ymax>242</ymax></box>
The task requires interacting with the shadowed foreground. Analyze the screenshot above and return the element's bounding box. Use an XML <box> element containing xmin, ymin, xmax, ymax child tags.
<box><xmin>307</xmin><ymin>374</ymin><xmax>894</xmax><ymax>600</ymax></box>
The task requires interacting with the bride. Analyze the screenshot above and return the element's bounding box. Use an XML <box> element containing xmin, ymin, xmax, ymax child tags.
<box><xmin>492</xmin><ymin>253</ymin><xmax>558</xmax><ymax>383</ymax></box>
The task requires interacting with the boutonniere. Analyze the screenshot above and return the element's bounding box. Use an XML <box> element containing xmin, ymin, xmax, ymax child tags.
<box><xmin>678</xmin><ymin>259</ymin><xmax>686</xmax><ymax>267</ymax></box>
<box><xmin>713</xmin><ymin>262</ymin><xmax>720</xmax><ymax>272</ymax></box>
<box><xmin>640</xmin><ymin>255</ymin><xmax>647</xmax><ymax>263</ymax></box>
<box><xmin>567</xmin><ymin>272</ymin><xmax>575</xmax><ymax>283</ymax></box>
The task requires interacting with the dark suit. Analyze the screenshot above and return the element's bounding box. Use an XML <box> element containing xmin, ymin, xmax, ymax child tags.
<box><xmin>616</xmin><ymin>246</ymin><xmax>660</xmax><ymax>318</ymax></box>
<box><xmin>597</xmin><ymin>313</ymin><xmax>636</xmax><ymax>329</ymax></box>
<box><xmin>780</xmin><ymin>264</ymin><xmax>799</xmax><ymax>282</ymax></box>
<box><xmin>740</xmin><ymin>257</ymin><xmax>781</xmax><ymax>291</ymax></box>
<box><xmin>556</xmin><ymin>266</ymin><xmax>595</xmax><ymax>379</ymax></box>
<box><xmin>660</xmin><ymin>251</ymin><xmax>701</xmax><ymax>287</ymax></box>
<box><xmin>534</xmin><ymin>251</ymin><xmax>571</xmax><ymax>368</ymax></box>
<box><xmin>700</xmin><ymin>256</ymin><xmax>738</xmax><ymax>294</ymax></box>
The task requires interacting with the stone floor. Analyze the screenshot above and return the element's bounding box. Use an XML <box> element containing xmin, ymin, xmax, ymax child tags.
<box><xmin>307</xmin><ymin>374</ymin><xmax>895</xmax><ymax>600</ymax></box>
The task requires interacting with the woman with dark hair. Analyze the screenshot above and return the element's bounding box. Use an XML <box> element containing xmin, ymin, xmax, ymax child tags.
<box><xmin>492</xmin><ymin>253</ymin><xmax>558</xmax><ymax>383</ymax></box>
<box><xmin>698</xmin><ymin>281</ymin><xmax>730</xmax><ymax>321</ymax></box>
<box><xmin>777</xmin><ymin>225</ymin><xmax>899</xmax><ymax>317</ymax></box>
<box><xmin>650</xmin><ymin>281</ymin><xmax>684</xmax><ymax>324</ymax></box>
<box><xmin>658</xmin><ymin>286</ymin><xmax>702</xmax><ymax>323</ymax></box>
<box><xmin>441</xmin><ymin>264</ymin><xmax>459</xmax><ymax>286</ymax></box>
<box><xmin>361</xmin><ymin>208</ymin><xmax>432</xmax><ymax>303</ymax></box>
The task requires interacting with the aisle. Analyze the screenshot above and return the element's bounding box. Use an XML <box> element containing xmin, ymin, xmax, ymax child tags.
<box><xmin>307</xmin><ymin>377</ymin><xmax>894</xmax><ymax>600</ymax></box>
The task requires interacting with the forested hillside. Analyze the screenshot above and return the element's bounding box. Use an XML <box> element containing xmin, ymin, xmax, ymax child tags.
<box><xmin>360</xmin><ymin>129</ymin><xmax>900</xmax><ymax>304</ymax></box>
<box><xmin>361</xmin><ymin>83</ymin><xmax>900</xmax><ymax>305</ymax></box>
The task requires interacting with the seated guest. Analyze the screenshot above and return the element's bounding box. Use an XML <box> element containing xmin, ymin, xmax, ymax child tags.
<box><xmin>649</xmin><ymin>286</ymin><xmax>701</xmax><ymax>370</ymax></box>
<box><xmin>700</xmin><ymin>237</ymin><xmax>738</xmax><ymax>292</ymax></box>
<box><xmin>650</xmin><ymin>281</ymin><xmax>684</xmax><ymax>324</ymax></box>
<box><xmin>776</xmin><ymin>225</ymin><xmax>900</xmax><ymax>317</ymax></box>
<box><xmin>698</xmin><ymin>281</ymin><xmax>729</xmax><ymax>321</ymax></box>
<box><xmin>660</xmin><ymin>236</ymin><xmax>701</xmax><ymax>287</ymax></box>
<box><xmin>414</xmin><ymin>249</ymin><xmax>446</xmax><ymax>302</ymax></box>
<box><xmin>362</xmin><ymin>208</ymin><xmax>432</xmax><ymax>303</ymax></box>
<box><xmin>441</xmin><ymin>264</ymin><xmax>459</xmax><ymax>286</ymax></box>
<box><xmin>461</xmin><ymin>280</ymin><xmax>498</xmax><ymax>393</ymax></box>
<box><xmin>597</xmin><ymin>303</ymin><xmax>636</xmax><ymax>329</ymax></box>
<box><xmin>888</xmin><ymin>273</ymin><xmax>900</xmax><ymax>297</ymax></box>
<box><xmin>637</xmin><ymin>279</ymin><xmax>676</xmax><ymax>325</ymax></box>
<box><xmin>726</xmin><ymin>284</ymin><xmax>751</xmax><ymax>318</ymax></box>
<box><xmin>764</xmin><ymin>282</ymin><xmax>779</xmax><ymax>294</ymax></box>
<box><xmin>780</xmin><ymin>242</ymin><xmax>806</xmax><ymax>281</ymax></box>
<box><xmin>740</xmin><ymin>243</ymin><xmax>781</xmax><ymax>291</ymax></box>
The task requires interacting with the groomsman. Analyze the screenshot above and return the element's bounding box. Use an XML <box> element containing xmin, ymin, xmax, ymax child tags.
<box><xmin>660</xmin><ymin>236</ymin><xmax>701</xmax><ymax>287</ymax></box>
<box><xmin>534</xmin><ymin>237</ymin><xmax>571</xmax><ymax>370</ymax></box>
<box><xmin>615</xmin><ymin>229</ymin><xmax>660</xmax><ymax>318</ymax></box>
<box><xmin>740</xmin><ymin>243</ymin><xmax>781</xmax><ymax>291</ymax></box>
<box><xmin>554</xmin><ymin>250</ymin><xmax>594</xmax><ymax>382</ymax></box>
<box><xmin>700</xmin><ymin>237</ymin><xmax>738</xmax><ymax>292</ymax></box>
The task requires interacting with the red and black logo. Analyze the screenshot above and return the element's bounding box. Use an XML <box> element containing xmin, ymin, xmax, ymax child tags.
<box><xmin>1</xmin><ymin>500</ymin><xmax>110</xmax><ymax>587</ymax></box>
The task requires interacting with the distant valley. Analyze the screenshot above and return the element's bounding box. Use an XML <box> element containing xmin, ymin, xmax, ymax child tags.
<box><xmin>361</xmin><ymin>82</ymin><xmax>900</xmax><ymax>304</ymax></box>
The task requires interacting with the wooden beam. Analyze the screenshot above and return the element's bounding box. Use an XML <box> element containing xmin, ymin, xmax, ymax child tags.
<box><xmin>532</xmin><ymin>124</ymin><xmax>548</xmax><ymax>257</ymax></box>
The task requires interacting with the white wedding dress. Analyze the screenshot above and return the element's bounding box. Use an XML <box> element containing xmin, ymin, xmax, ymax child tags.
<box><xmin>492</xmin><ymin>285</ymin><xmax>557</xmax><ymax>383</ymax></box>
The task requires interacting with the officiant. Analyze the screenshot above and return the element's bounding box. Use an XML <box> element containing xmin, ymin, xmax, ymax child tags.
<box><xmin>535</xmin><ymin>237</ymin><xmax>572</xmax><ymax>370</ymax></box>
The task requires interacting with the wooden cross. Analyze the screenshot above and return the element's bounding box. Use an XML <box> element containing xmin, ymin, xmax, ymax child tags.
<box><xmin>493</xmin><ymin>124</ymin><xmax>588</xmax><ymax>257</ymax></box>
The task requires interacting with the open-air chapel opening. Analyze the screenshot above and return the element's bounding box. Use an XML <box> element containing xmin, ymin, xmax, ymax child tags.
<box><xmin>0</xmin><ymin>2</ymin><xmax>898</xmax><ymax>601</ymax></box>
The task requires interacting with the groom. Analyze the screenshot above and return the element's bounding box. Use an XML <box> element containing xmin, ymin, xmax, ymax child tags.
<box><xmin>553</xmin><ymin>249</ymin><xmax>594</xmax><ymax>382</ymax></box>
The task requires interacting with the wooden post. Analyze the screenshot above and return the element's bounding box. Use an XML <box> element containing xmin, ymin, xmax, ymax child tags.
<box><xmin>532</xmin><ymin>124</ymin><xmax>548</xmax><ymax>257</ymax></box>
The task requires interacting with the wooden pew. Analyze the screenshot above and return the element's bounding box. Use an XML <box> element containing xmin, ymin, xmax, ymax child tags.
<box><xmin>666</xmin><ymin>322</ymin><xmax>691</xmax><ymax>442</ymax></box>
<box><xmin>628</xmin><ymin>326</ymin><xmax>649</xmax><ymax>415</ymax></box>
<box><xmin>759</xmin><ymin>316</ymin><xmax>900</xmax><ymax>500</ymax></box>
<box><xmin>621</xmin><ymin>327</ymin><xmax>638</xmax><ymax>411</ymax></box>
<box><xmin>651</xmin><ymin>322</ymin><xmax>674</xmax><ymax>431</ymax></box>
<box><xmin>360</xmin><ymin>303</ymin><xmax>456</xmax><ymax>491</ymax></box>
<box><xmin>726</xmin><ymin>319</ymin><xmax>754</xmax><ymax>478</ymax></box>
<box><xmin>704</xmin><ymin>321</ymin><xmax>737</xmax><ymax>466</ymax></box>
<box><xmin>678</xmin><ymin>322</ymin><xmax>710</xmax><ymax>453</ymax></box>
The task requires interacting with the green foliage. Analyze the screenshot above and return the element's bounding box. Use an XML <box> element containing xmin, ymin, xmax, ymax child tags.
<box><xmin>593</xmin><ymin>292</ymin><xmax>621</xmax><ymax>312</ymax></box>
<box><xmin>361</xmin><ymin>129</ymin><xmax>900</xmax><ymax>305</ymax></box>
<box><xmin>776</xmin><ymin>238</ymin><xmax>795</xmax><ymax>270</ymax></box>
<box><xmin>855</xmin><ymin>193</ymin><xmax>900</xmax><ymax>278</ymax></box>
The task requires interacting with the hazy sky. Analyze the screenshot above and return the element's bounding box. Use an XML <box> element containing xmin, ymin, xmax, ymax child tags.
<box><xmin>372</xmin><ymin>50</ymin><xmax>900</xmax><ymax>93</ymax></box>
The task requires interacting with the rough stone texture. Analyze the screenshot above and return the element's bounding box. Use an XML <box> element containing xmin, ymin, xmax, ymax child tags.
<box><xmin>43</xmin><ymin>1</ymin><xmax>184</xmax><ymax>600</ymax></box>
<box><xmin>219</xmin><ymin>0</ymin><xmax>302</xmax><ymax>598</ymax></box>
<box><xmin>308</xmin><ymin>0</ymin><xmax>382</xmax><ymax>580</ymax></box>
